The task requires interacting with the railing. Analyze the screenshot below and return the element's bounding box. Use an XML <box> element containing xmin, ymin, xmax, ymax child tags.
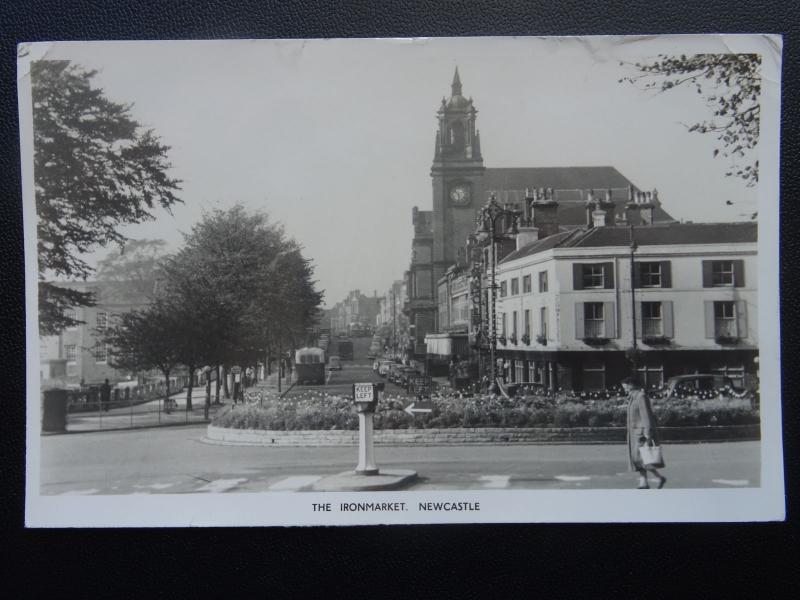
<box><xmin>56</xmin><ymin>375</ymin><xmax>226</xmax><ymax>432</ymax></box>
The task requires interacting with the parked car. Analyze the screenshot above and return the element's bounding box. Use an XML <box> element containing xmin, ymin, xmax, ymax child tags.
<box><xmin>328</xmin><ymin>356</ymin><xmax>342</xmax><ymax>371</ymax></box>
<box><xmin>664</xmin><ymin>374</ymin><xmax>752</xmax><ymax>401</ymax></box>
<box><xmin>388</xmin><ymin>363</ymin><xmax>405</xmax><ymax>384</ymax></box>
<box><xmin>378</xmin><ymin>361</ymin><xmax>394</xmax><ymax>377</ymax></box>
<box><xmin>399</xmin><ymin>367</ymin><xmax>420</xmax><ymax>389</ymax></box>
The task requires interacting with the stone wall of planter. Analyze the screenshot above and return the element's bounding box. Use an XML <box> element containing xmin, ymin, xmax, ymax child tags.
<box><xmin>206</xmin><ymin>424</ymin><xmax>760</xmax><ymax>447</ymax></box>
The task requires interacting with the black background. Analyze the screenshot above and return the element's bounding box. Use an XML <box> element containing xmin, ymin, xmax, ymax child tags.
<box><xmin>1</xmin><ymin>1</ymin><xmax>797</xmax><ymax>596</ymax></box>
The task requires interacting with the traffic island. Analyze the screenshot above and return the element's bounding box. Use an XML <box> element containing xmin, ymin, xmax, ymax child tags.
<box><xmin>310</xmin><ymin>382</ymin><xmax>419</xmax><ymax>492</ymax></box>
<box><xmin>310</xmin><ymin>469</ymin><xmax>418</xmax><ymax>492</ymax></box>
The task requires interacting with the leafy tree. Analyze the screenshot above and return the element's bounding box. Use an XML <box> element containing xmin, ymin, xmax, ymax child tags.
<box><xmin>103</xmin><ymin>300</ymin><xmax>182</xmax><ymax>404</ymax></box>
<box><xmin>96</xmin><ymin>238</ymin><xmax>167</xmax><ymax>280</ymax></box>
<box><xmin>620</xmin><ymin>54</ymin><xmax>761</xmax><ymax>186</ymax></box>
<box><xmin>32</xmin><ymin>60</ymin><xmax>181</xmax><ymax>335</ymax></box>
<box><xmin>160</xmin><ymin>205</ymin><xmax>324</xmax><ymax>394</ymax></box>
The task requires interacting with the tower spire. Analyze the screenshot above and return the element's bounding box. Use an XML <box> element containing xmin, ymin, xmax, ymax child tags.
<box><xmin>451</xmin><ymin>66</ymin><xmax>462</xmax><ymax>96</ymax></box>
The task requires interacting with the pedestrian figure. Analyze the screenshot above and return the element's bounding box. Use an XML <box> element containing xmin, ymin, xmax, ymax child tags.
<box><xmin>622</xmin><ymin>377</ymin><xmax>666</xmax><ymax>489</ymax></box>
<box><xmin>100</xmin><ymin>379</ymin><xmax>111</xmax><ymax>412</ymax></box>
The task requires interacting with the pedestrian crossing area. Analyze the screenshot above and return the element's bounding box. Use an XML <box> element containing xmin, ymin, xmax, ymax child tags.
<box><xmin>51</xmin><ymin>471</ymin><xmax>754</xmax><ymax>495</ymax></box>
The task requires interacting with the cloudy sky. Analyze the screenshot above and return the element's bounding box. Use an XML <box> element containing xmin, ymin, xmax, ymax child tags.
<box><xmin>25</xmin><ymin>35</ymin><xmax>771</xmax><ymax>307</ymax></box>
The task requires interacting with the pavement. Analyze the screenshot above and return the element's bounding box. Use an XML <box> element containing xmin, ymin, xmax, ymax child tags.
<box><xmin>38</xmin><ymin>423</ymin><xmax>761</xmax><ymax>495</ymax></box>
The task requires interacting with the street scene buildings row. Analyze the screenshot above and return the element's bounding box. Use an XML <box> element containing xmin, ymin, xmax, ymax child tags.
<box><xmin>40</xmin><ymin>68</ymin><xmax>759</xmax><ymax>394</ymax></box>
<box><xmin>401</xmin><ymin>68</ymin><xmax>759</xmax><ymax>392</ymax></box>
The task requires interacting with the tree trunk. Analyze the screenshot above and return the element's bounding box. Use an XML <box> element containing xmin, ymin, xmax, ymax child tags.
<box><xmin>215</xmin><ymin>365</ymin><xmax>221</xmax><ymax>404</ymax></box>
<box><xmin>204</xmin><ymin>372</ymin><xmax>211</xmax><ymax>420</ymax></box>
<box><xmin>223</xmin><ymin>365</ymin><xmax>230</xmax><ymax>399</ymax></box>
<box><xmin>277</xmin><ymin>341</ymin><xmax>282</xmax><ymax>393</ymax></box>
<box><xmin>163</xmin><ymin>369</ymin><xmax>171</xmax><ymax>413</ymax></box>
<box><xmin>186</xmin><ymin>366</ymin><xmax>195</xmax><ymax>412</ymax></box>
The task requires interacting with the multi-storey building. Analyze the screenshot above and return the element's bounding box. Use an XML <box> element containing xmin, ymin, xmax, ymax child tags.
<box><xmin>376</xmin><ymin>280</ymin><xmax>409</xmax><ymax>352</ymax></box>
<box><xmin>328</xmin><ymin>289</ymin><xmax>380</xmax><ymax>336</ymax></box>
<box><xmin>491</xmin><ymin>215</ymin><xmax>757</xmax><ymax>391</ymax></box>
<box><xmin>39</xmin><ymin>279</ymin><xmax>155</xmax><ymax>386</ymax></box>
<box><xmin>405</xmin><ymin>68</ymin><xmax>674</xmax><ymax>361</ymax></box>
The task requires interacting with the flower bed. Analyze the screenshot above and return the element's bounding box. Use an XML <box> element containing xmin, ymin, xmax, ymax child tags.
<box><xmin>213</xmin><ymin>390</ymin><xmax>759</xmax><ymax>431</ymax></box>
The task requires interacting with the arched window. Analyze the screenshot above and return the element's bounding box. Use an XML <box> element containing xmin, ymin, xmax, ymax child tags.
<box><xmin>449</xmin><ymin>121</ymin><xmax>465</xmax><ymax>149</ymax></box>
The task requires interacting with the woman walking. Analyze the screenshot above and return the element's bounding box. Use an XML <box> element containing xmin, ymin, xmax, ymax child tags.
<box><xmin>622</xmin><ymin>377</ymin><xmax>667</xmax><ymax>489</ymax></box>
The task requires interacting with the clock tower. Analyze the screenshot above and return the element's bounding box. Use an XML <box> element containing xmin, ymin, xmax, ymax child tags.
<box><xmin>431</xmin><ymin>67</ymin><xmax>485</xmax><ymax>282</ymax></box>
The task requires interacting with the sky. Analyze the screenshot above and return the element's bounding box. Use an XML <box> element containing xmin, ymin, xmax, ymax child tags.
<box><xmin>26</xmin><ymin>35</ymin><xmax>770</xmax><ymax>308</ymax></box>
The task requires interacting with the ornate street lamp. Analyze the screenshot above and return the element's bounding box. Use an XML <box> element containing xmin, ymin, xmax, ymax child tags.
<box><xmin>479</xmin><ymin>193</ymin><xmax>521</xmax><ymax>394</ymax></box>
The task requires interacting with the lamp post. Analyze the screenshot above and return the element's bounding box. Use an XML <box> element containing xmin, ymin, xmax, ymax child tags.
<box><xmin>629</xmin><ymin>223</ymin><xmax>639</xmax><ymax>382</ymax></box>
<box><xmin>479</xmin><ymin>193</ymin><xmax>520</xmax><ymax>394</ymax></box>
<box><xmin>468</xmin><ymin>233</ymin><xmax>484</xmax><ymax>383</ymax></box>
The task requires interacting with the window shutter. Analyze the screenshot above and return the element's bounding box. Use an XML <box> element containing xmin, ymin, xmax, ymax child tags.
<box><xmin>632</xmin><ymin>262</ymin><xmax>641</xmax><ymax>289</ymax></box>
<box><xmin>575</xmin><ymin>303</ymin><xmax>585</xmax><ymax>339</ymax></box>
<box><xmin>603</xmin><ymin>301</ymin><xmax>616</xmax><ymax>338</ymax></box>
<box><xmin>573</xmin><ymin>263</ymin><xmax>584</xmax><ymax>290</ymax></box>
<box><xmin>660</xmin><ymin>261</ymin><xmax>672</xmax><ymax>288</ymax></box>
<box><xmin>733</xmin><ymin>260</ymin><xmax>745</xmax><ymax>287</ymax></box>
<box><xmin>662</xmin><ymin>301</ymin><xmax>674</xmax><ymax>338</ymax></box>
<box><xmin>603</xmin><ymin>262</ymin><xmax>615</xmax><ymax>289</ymax></box>
<box><xmin>635</xmin><ymin>301</ymin><xmax>643</xmax><ymax>340</ymax></box>
<box><xmin>702</xmin><ymin>261</ymin><xmax>713</xmax><ymax>287</ymax></box>
<box><xmin>736</xmin><ymin>300</ymin><xmax>748</xmax><ymax>338</ymax></box>
<box><xmin>704</xmin><ymin>301</ymin><xmax>716</xmax><ymax>338</ymax></box>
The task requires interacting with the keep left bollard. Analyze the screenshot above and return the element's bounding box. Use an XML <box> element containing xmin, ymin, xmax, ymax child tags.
<box><xmin>353</xmin><ymin>382</ymin><xmax>380</xmax><ymax>475</ymax></box>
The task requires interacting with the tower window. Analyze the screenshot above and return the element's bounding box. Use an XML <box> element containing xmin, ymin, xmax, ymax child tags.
<box><xmin>449</xmin><ymin>121</ymin><xmax>465</xmax><ymax>149</ymax></box>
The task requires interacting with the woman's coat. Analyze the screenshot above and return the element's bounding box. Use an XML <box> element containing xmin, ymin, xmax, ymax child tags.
<box><xmin>626</xmin><ymin>389</ymin><xmax>665</xmax><ymax>470</ymax></box>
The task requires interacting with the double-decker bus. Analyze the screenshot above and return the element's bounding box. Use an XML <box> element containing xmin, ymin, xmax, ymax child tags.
<box><xmin>294</xmin><ymin>347</ymin><xmax>326</xmax><ymax>384</ymax></box>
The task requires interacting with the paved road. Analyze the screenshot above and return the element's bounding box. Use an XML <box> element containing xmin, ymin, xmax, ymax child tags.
<box><xmin>39</xmin><ymin>424</ymin><xmax>760</xmax><ymax>495</ymax></box>
<box><xmin>283</xmin><ymin>337</ymin><xmax>412</xmax><ymax>400</ymax></box>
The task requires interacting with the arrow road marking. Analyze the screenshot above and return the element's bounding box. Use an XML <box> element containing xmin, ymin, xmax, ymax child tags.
<box><xmin>404</xmin><ymin>402</ymin><xmax>432</xmax><ymax>416</ymax></box>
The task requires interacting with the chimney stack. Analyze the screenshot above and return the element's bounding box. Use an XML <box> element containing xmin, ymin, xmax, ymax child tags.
<box><xmin>591</xmin><ymin>208</ymin><xmax>608</xmax><ymax>228</ymax></box>
<box><xmin>598</xmin><ymin>189</ymin><xmax>616</xmax><ymax>225</ymax></box>
<box><xmin>531</xmin><ymin>188</ymin><xmax>559</xmax><ymax>239</ymax></box>
<box><xmin>625</xmin><ymin>188</ymin><xmax>655</xmax><ymax>225</ymax></box>
<box><xmin>515</xmin><ymin>226</ymin><xmax>540</xmax><ymax>251</ymax></box>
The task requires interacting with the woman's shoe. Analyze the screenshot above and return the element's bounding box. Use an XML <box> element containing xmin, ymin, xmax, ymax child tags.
<box><xmin>656</xmin><ymin>476</ymin><xmax>667</xmax><ymax>489</ymax></box>
<box><xmin>637</xmin><ymin>477</ymin><xmax>649</xmax><ymax>489</ymax></box>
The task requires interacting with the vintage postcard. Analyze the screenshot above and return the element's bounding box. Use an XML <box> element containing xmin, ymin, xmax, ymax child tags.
<box><xmin>20</xmin><ymin>35</ymin><xmax>784</xmax><ymax>526</ymax></box>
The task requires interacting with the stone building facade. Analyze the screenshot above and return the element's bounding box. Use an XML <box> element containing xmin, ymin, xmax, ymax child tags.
<box><xmin>405</xmin><ymin>68</ymin><xmax>675</xmax><ymax>362</ymax></box>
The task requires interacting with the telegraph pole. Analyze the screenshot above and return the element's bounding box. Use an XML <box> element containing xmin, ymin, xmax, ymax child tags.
<box><xmin>629</xmin><ymin>223</ymin><xmax>639</xmax><ymax>381</ymax></box>
<box><xmin>392</xmin><ymin>284</ymin><xmax>397</xmax><ymax>354</ymax></box>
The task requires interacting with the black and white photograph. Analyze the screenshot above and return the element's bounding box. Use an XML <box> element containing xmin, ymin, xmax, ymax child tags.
<box><xmin>19</xmin><ymin>35</ymin><xmax>784</xmax><ymax>526</ymax></box>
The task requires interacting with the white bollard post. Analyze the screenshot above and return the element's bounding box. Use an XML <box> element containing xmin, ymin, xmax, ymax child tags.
<box><xmin>353</xmin><ymin>382</ymin><xmax>380</xmax><ymax>476</ymax></box>
<box><xmin>356</xmin><ymin>410</ymin><xmax>378</xmax><ymax>475</ymax></box>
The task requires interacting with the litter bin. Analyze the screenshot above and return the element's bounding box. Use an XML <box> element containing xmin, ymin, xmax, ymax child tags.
<box><xmin>42</xmin><ymin>389</ymin><xmax>68</xmax><ymax>432</ymax></box>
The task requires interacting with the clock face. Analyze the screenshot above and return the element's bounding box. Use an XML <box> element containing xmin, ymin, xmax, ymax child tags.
<box><xmin>450</xmin><ymin>185</ymin><xmax>469</xmax><ymax>205</ymax></box>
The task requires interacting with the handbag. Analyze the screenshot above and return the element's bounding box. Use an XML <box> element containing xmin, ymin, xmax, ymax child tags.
<box><xmin>638</xmin><ymin>438</ymin><xmax>664</xmax><ymax>467</ymax></box>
